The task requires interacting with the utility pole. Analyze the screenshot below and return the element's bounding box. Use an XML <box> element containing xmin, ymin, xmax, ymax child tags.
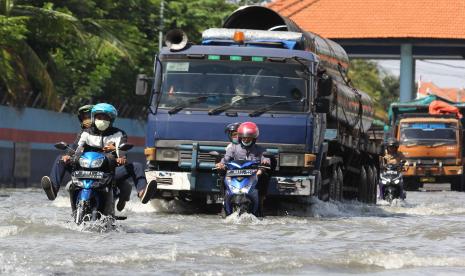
<box><xmin>159</xmin><ymin>0</ymin><xmax>164</xmax><ymax>52</ymax></box>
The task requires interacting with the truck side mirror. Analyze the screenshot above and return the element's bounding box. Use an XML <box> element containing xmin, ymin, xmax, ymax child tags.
<box><xmin>315</xmin><ymin>98</ymin><xmax>330</xmax><ymax>113</ymax></box>
<box><xmin>318</xmin><ymin>73</ymin><xmax>333</xmax><ymax>97</ymax></box>
<box><xmin>135</xmin><ymin>74</ymin><xmax>148</xmax><ymax>95</ymax></box>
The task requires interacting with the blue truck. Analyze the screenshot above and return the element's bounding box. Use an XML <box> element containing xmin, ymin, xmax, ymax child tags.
<box><xmin>135</xmin><ymin>6</ymin><xmax>382</xmax><ymax>207</ymax></box>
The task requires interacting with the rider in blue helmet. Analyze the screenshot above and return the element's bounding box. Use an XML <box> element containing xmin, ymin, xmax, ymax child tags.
<box><xmin>42</xmin><ymin>103</ymin><xmax>156</xmax><ymax>211</ymax></box>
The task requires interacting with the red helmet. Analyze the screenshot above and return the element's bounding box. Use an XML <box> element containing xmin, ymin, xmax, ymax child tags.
<box><xmin>237</xmin><ymin>122</ymin><xmax>259</xmax><ymax>139</ymax></box>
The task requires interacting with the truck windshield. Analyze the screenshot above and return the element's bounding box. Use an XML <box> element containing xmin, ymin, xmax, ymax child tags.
<box><xmin>400</xmin><ymin>122</ymin><xmax>457</xmax><ymax>145</ymax></box>
<box><xmin>157</xmin><ymin>59</ymin><xmax>308</xmax><ymax>113</ymax></box>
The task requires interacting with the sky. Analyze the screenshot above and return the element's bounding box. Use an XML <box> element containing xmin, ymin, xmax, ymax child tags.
<box><xmin>377</xmin><ymin>60</ymin><xmax>465</xmax><ymax>89</ymax></box>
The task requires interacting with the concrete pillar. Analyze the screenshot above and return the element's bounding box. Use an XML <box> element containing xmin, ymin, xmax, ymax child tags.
<box><xmin>399</xmin><ymin>43</ymin><xmax>415</xmax><ymax>102</ymax></box>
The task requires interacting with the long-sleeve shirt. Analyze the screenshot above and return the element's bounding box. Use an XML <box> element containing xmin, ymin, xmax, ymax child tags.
<box><xmin>221</xmin><ymin>143</ymin><xmax>270</xmax><ymax>164</ymax></box>
<box><xmin>76</xmin><ymin>127</ymin><xmax>128</xmax><ymax>158</ymax></box>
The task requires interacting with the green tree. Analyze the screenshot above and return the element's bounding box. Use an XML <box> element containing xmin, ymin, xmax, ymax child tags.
<box><xmin>0</xmin><ymin>0</ymin><xmax>132</xmax><ymax>110</ymax></box>
<box><xmin>348</xmin><ymin>59</ymin><xmax>399</xmax><ymax>120</ymax></box>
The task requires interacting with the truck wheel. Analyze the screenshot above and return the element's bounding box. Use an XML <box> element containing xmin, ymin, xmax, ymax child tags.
<box><xmin>329</xmin><ymin>165</ymin><xmax>338</xmax><ymax>201</ymax></box>
<box><xmin>366</xmin><ymin>166</ymin><xmax>376</xmax><ymax>204</ymax></box>
<box><xmin>358</xmin><ymin>167</ymin><xmax>368</xmax><ymax>203</ymax></box>
<box><xmin>336</xmin><ymin>166</ymin><xmax>344</xmax><ymax>201</ymax></box>
<box><xmin>372</xmin><ymin>166</ymin><xmax>379</xmax><ymax>202</ymax></box>
<box><xmin>451</xmin><ymin>175</ymin><xmax>464</xmax><ymax>192</ymax></box>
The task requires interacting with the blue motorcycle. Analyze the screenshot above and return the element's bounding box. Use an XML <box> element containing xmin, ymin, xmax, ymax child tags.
<box><xmin>55</xmin><ymin>142</ymin><xmax>132</xmax><ymax>225</ymax></box>
<box><xmin>223</xmin><ymin>160</ymin><xmax>262</xmax><ymax>216</ymax></box>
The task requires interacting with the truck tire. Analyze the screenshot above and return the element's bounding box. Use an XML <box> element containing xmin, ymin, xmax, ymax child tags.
<box><xmin>451</xmin><ymin>175</ymin><xmax>464</xmax><ymax>192</ymax></box>
<box><xmin>336</xmin><ymin>166</ymin><xmax>344</xmax><ymax>201</ymax></box>
<box><xmin>329</xmin><ymin>165</ymin><xmax>338</xmax><ymax>201</ymax></box>
<box><xmin>358</xmin><ymin>166</ymin><xmax>368</xmax><ymax>203</ymax></box>
<box><xmin>366</xmin><ymin>166</ymin><xmax>376</xmax><ymax>204</ymax></box>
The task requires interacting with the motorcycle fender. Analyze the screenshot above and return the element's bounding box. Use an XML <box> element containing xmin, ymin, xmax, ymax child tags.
<box><xmin>79</xmin><ymin>188</ymin><xmax>93</xmax><ymax>201</ymax></box>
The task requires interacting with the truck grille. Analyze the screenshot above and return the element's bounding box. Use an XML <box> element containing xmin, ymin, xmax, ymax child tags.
<box><xmin>156</xmin><ymin>177</ymin><xmax>173</xmax><ymax>185</ymax></box>
<box><xmin>179</xmin><ymin>151</ymin><xmax>217</xmax><ymax>163</ymax></box>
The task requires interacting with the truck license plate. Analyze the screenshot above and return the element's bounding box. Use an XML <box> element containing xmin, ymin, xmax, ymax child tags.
<box><xmin>420</xmin><ymin>177</ymin><xmax>435</xmax><ymax>182</ymax></box>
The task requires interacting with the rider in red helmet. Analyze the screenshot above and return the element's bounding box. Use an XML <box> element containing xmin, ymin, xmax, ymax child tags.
<box><xmin>216</xmin><ymin>122</ymin><xmax>271</xmax><ymax>215</ymax></box>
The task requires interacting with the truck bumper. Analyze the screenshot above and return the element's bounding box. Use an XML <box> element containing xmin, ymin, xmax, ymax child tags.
<box><xmin>145</xmin><ymin>170</ymin><xmax>315</xmax><ymax>196</ymax></box>
<box><xmin>404</xmin><ymin>165</ymin><xmax>463</xmax><ymax>176</ymax></box>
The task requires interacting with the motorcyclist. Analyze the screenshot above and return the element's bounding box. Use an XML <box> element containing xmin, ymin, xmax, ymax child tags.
<box><xmin>41</xmin><ymin>104</ymin><xmax>95</xmax><ymax>200</ymax></box>
<box><xmin>381</xmin><ymin>137</ymin><xmax>407</xmax><ymax>199</ymax></box>
<box><xmin>76</xmin><ymin>103</ymin><xmax>157</xmax><ymax>206</ymax></box>
<box><xmin>383</xmin><ymin>138</ymin><xmax>407</xmax><ymax>166</ymax></box>
<box><xmin>216</xmin><ymin>122</ymin><xmax>271</xmax><ymax>214</ymax></box>
<box><xmin>42</xmin><ymin>103</ymin><xmax>156</xmax><ymax>208</ymax></box>
<box><xmin>225</xmin><ymin>122</ymin><xmax>241</xmax><ymax>151</ymax></box>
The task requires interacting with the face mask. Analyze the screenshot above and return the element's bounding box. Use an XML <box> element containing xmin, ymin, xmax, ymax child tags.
<box><xmin>241</xmin><ymin>139</ymin><xmax>253</xmax><ymax>147</ymax></box>
<box><xmin>81</xmin><ymin>119</ymin><xmax>92</xmax><ymax>129</ymax></box>
<box><xmin>95</xmin><ymin>119</ymin><xmax>110</xmax><ymax>131</ymax></box>
<box><xmin>232</xmin><ymin>137</ymin><xmax>239</xmax><ymax>144</ymax></box>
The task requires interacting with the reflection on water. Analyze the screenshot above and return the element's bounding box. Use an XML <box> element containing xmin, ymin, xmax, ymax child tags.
<box><xmin>2</xmin><ymin>188</ymin><xmax>465</xmax><ymax>275</ymax></box>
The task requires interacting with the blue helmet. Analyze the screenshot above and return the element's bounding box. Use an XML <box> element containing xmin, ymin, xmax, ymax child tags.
<box><xmin>91</xmin><ymin>103</ymin><xmax>118</xmax><ymax>123</ymax></box>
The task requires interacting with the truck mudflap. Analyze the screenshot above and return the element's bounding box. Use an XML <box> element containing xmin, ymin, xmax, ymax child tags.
<box><xmin>268</xmin><ymin>175</ymin><xmax>315</xmax><ymax>196</ymax></box>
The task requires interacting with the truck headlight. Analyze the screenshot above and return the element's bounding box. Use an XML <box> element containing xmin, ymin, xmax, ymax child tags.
<box><xmin>156</xmin><ymin>149</ymin><xmax>179</xmax><ymax>161</ymax></box>
<box><xmin>279</xmin><ymin>153</ymin><xmax>304</xmax><ymax>167</ymax></box>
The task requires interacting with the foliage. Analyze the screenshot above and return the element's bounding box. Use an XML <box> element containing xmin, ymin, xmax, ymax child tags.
<box><xmin>1</xmin><ymin>0</ymin><xmax>237</xmax><ymax>115</ymax></box>
<box><xmin>1</xmin><ymin>0</ymin><xmax>399</xmax><ymax>120</ymax></box>
<box><xmin>348</xmin><ymin>59</ymin><xmax>400</xmax><ymax>120</ymax></box>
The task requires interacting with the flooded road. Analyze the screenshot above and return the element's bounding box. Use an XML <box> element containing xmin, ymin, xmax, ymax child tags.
<box><xmin>2</xmin><ymin>189</ymin><xmax>465</xmax><ymax>275</ymax></box>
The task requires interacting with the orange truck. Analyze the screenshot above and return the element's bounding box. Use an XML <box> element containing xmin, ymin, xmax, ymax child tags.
<box><xmin>388</xmin><ymin>95</ymin><xmax>465</xmax><ymax>191</ymax></box>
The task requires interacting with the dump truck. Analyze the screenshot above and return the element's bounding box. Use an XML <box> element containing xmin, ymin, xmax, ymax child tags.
<box><xmin>135</xmin><ymin>6</ymin><xmax>383</xmax><ymax>208</ymax></box>
<box><xmin>388</xmin><ymin>95</ymin><xmax>465</xmax><ymax>191</ymax></box>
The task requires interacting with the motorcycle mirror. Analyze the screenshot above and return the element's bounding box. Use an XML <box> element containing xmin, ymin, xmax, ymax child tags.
<box><xmin>54</xmin><ymin>142</ymin><xmax>68</xmax><ymax>150</ymax></box>
<box><xmin>119</xmin><ymin>143</ymin><xmax>134</xmax><ymax>151</ymax></box>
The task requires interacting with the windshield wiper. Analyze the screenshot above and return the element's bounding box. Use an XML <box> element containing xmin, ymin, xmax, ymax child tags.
<box><xmin>208</xmin><ymin>95</ymin><xmax>267</xmax><ymax>115</ymax></box>
<box><xmin>168</xmin><ymin>96</ymin><xmax>211</xmax><ymax>115</ymax></box>
<box><xmin>249</xmin><ymin>99</ymin><xmax>304</xmax><ymax>117</ymax></box>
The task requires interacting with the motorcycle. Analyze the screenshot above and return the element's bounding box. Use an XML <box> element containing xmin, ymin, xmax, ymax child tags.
<box><xmin>211</xmin><ymin>152</ymin><xmax>271</xmax><ymax>217</ymax></box>
<box><xmin>379</xmin><ymin>163</ymin><xmax>406</xmax><ymax>203</ymax></box>
<box><xmin>54</xmin><ymin>142</ymin><xmax>133</xmax><ymax>225</ymax></box>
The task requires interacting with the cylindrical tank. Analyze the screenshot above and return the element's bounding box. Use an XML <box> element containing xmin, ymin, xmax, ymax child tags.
<box><xmin>223</xmin><ymin>6</ymin><xmax>375</xmax><ymax>133</ymax></box>
<box><xmin>223</xmin><ymin>5</ymin><xmax>349</xmax><ymax>71</ymax></box>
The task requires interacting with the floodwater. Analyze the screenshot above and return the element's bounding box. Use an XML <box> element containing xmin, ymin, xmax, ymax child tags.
<box><xmin>2</xmin><ymin>189</ymin><xmax>465</xmax><ymax>275</ymax></box>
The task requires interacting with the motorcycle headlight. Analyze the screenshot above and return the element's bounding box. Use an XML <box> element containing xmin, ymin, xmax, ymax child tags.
<box><xmin>394</xmin><ymin>179</ymin><xmax>400</xmax><ymax>184</ymax></box>
<box><xmin>381</xmin><ymin>179</ymin><xmax>388</xmax><ymax>184</ymax></box>
<box><xmin>79</xmin><ymin>157</ymin><xmax>91</xmax><ymax>168</ymax></box>
<box><xmin>91</xmin><ymin>157</ymin><xmax>105</xmax><ymax>168</ymax></box>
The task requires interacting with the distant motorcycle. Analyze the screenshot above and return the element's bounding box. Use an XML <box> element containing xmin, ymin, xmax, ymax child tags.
<box><xmin>379</xmin><ymin>163</ymin><xmax>406</xmax><ymax>203</ymax></box>
<box><xmin>54</xmin><ymin>142</ymin><xmax>133</xmax><ymax>224</ymax></box>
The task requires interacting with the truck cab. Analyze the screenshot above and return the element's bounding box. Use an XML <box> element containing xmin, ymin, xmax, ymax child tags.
<box><xmin>138</xmin><ymin>34</ymin><xmax>325</xmax><ymax>204</ymax></box>
<box><xmin>396</xmin><ymin>116</ymin><xmax>463</xmax><ymax>190</ymax></box>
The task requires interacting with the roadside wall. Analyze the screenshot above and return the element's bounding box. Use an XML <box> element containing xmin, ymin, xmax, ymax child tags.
<box><xmin>0</xmin><ymin>105</ymin><xmax>146</xmax><ymax>187</ymax></box>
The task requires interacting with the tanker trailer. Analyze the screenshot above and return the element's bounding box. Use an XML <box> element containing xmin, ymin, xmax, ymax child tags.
<box><xmin>136</xmin><ymin>6</ymin><xmax>382</xmax><ymax>208</ymax></box>
<box><xmin>223</xmin><ymin>6</ymin><xmax>382</xmax><ymax>202</ymax></box>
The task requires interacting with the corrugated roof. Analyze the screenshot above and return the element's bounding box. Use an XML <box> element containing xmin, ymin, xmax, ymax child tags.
<box><xmin>267</xmin><ymin>0</ymin><xmax>465</xmax><ymax>39</ymax></box>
